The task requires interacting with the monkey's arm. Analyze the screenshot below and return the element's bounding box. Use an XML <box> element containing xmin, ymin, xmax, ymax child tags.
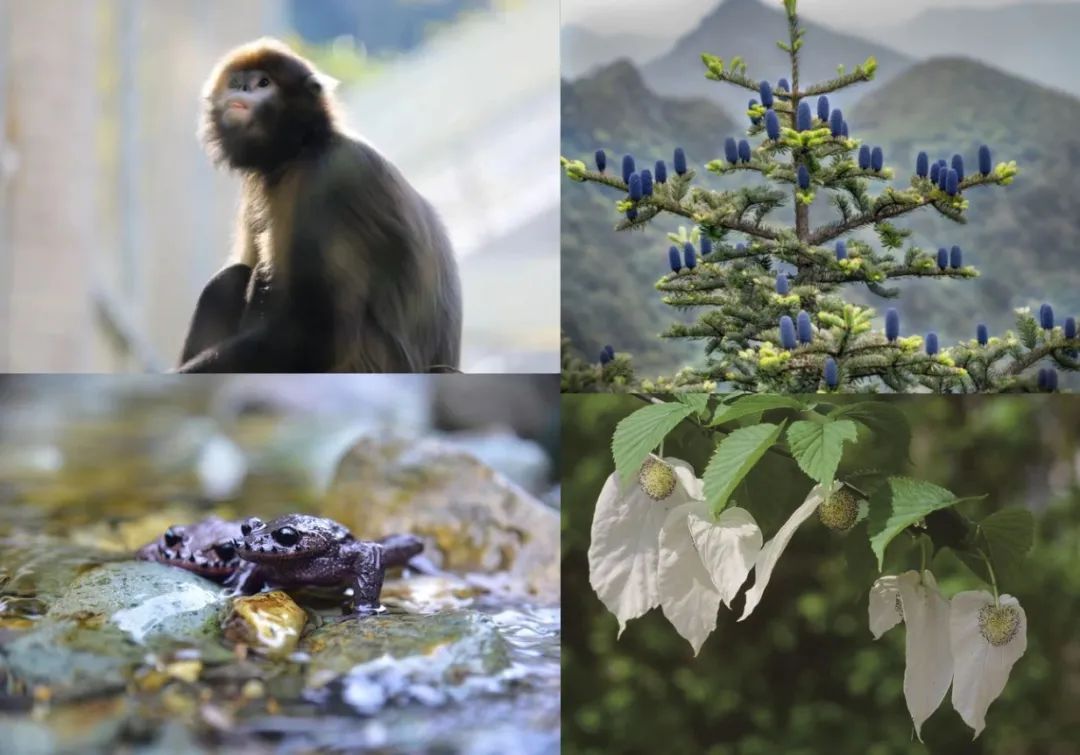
<box><xmin>178</xmin><ymin>263</ymin><xmax>253</xmax><ymax>366</ymax></box>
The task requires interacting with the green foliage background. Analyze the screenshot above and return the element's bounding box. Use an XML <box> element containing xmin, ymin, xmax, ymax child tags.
<box><xmin>562</xmin><ymin>395</ymin><xmax>1080</xmax><ymax>753</ymax></box>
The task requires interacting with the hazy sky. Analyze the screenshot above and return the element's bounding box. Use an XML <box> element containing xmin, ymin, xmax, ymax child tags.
<box><xmin>562</xmin><ymin>0</ymin><xmax>1080</xmax><ymax>37</ymax></box>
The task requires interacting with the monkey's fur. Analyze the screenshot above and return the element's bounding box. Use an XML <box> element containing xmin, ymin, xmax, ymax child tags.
<box><xmin>178</xmin><ymin>39</ymin><xmax>461</xmax><ymax>373</ymax></box>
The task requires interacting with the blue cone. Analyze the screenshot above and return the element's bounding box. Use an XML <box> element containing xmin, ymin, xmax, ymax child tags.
<box><xmin>779</xmin><ymin>316</ymin><xmax>797</xmax><ymax>350</ymax></box>
<box><xmin>885</xmin><ymin>308</ymin><xmax>900</xmax><ymax>342</ymax></box>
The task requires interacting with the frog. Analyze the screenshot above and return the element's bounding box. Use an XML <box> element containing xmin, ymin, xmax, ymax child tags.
<box><xmin>135</xmin><ymin>516</ymin><xmax>245</xmax><ymax>583</ymax></box>
<box><xmin>232</xmin><ymin>514</ymin><xmax>425</xmax><ymax>614</ymax></box>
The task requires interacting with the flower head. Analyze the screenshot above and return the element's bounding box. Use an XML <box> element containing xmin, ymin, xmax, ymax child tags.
<box><xmin>674</xmin><ymin>147</ymin><xmax>687</xmax><ymax>176</ymax></box>
<box><xmin>725</xmin><ymin>137</ymin><xmax>738</xmax><ymax>165</ymax></box>
<box><xmin>818</xmin><ymin>487</ymin><xmax>859</xmax><ymax>530</ymax></box>
<box><xmin>886</xmin><ymin>308</ymin><xmax>900</xmax><ymax>342</ymax></box>
<box><xmin>595</xmin><ymin>149</ymin><xmax>607</xmax><ymax>173</ymax></box>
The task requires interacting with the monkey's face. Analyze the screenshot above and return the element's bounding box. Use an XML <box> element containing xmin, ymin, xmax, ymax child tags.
<box><xmin>215</xmin><ymin>69</ymin><xmax>279</xmax><ymax>135</ymax></box>
<box><xmin>202</xmin><ymin>55</ymin><xmax>333</xmax><ymax>174</ymax></box>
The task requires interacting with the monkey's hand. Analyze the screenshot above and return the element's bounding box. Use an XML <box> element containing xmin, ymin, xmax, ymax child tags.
<box><xmin>178</xmin><ymin>263</ymin><xmax>254</xmax><ymax>366</ymax></box>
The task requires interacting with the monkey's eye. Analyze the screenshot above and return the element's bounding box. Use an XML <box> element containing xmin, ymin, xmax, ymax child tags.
<box><xmin>272</xmin><ymin>526</ymin><xmax>300</xmax><ymax>547</ymax></box>
<box><xmin>257</xmin><ymin>77</ymin><xmax>271</xmax><ymax>88</ymax></box>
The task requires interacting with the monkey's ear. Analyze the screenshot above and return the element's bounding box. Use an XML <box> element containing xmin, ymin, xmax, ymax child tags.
<box><xmin>305</xmin><ymin>72</ymin><xmax>339</xmax><ymax>96</ymax></box>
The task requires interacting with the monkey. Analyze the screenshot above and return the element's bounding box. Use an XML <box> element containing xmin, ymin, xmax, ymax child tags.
<box><xmin>177</xmin><ymin>38</ymin><xmax>462</xmax><ymax>373</ymax></box>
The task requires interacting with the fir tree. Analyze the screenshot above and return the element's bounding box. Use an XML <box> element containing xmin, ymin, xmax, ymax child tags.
<box><xmin>558</xmin><ymin>0</ymin><xmax>1080</xmax><ymax>394</ymax></box>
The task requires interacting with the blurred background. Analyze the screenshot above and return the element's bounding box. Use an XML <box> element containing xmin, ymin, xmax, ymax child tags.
<box><xmin>0</xmin><ymin>0</ymin><xmax>558</xmax><ymax>373</ymax></box>
<box><xmin>561</xmin><ymin>0</ymin><xmax>1080</xmax><ymax>377</ymax></box>
<box><xmin>563</xmin><ymin>395</ymin><xmax>1080</xmax><ymax>754</ymax></box>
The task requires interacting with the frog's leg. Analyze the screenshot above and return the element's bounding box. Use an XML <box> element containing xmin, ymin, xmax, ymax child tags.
<box><xmin>231</xmin><ymin>563</ymin><xmax>266</xmax><ymax>595</ymax></box>
<box><xmin>349</xmin><ymin>541</ymin><xmax>385</xmax><ymax>613</ymax></box>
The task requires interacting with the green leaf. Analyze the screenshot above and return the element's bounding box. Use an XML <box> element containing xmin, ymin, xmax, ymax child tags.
<box><xmin>829</xmin><ymin>401</ymin><xmax>912</xmax><ymax>463</ymax></box>
<box><xmin>786</xmin><ymin>419</ymin><xmax>858</xmax><ymax>487</ymax></box>
<box><xmin>709</xmin><ymin>395</ymin><xmax>805</xmax><ymax>427</ymax></box>
<box><xmin>867</xmin><ymin>477</ymin><xmax>984</xmax><ymax>570</ymax></box>
<box><xmin>703</xmin><ymin>422</ymin><xmax>786</xmax><ymax>514</ymax></box>
<box><xmin>981</xmin><ymin>508</ymin><xmax>1034</xmax><ymax>579</ymax></box>
<box><xmin>611</xmin><ymin>402</ymin><xmax>695</xmax><ymax>484</ymax></box>
<box><xmin>675</xmin><ymin>394</ymin><xmax>709</xmax><ymax>417</ymax></box>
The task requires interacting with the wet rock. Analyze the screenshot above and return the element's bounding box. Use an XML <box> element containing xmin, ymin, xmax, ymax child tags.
<box><xmin>303</xmin><ymin>610</ymin><xmax>509</xmax><ymax>681</ymax></box>
<box><xmin>0</xmin><ymin>562</ymin><xmax>231</xmax><ymax>698</ymax></box>
<box><xmin>0</xmin><ymin>536</ymin><xmax>121</xmax><ymax>611</ymax></box>
<box><xmin>437</xmin><ymin>432</ymin><xmax>552</xmax><ymax>495</ymax></box>
<box><xmin>223</xmin><ymin>591</ymin><xmax>307</xmax><ymax>660</ymax></box>
<box><xmin>302</xmin><ymin>610</ymin><xmax>510</xmax><ymax>715</ymax></box>
<box><xmin>326</xmin><ymin>439</ymin><xmax>559</xmax><ymax>599</ymax></box>
<box><xmin>47</xmin><ymin>562</ymin><xmax>227</xmax><ymax>645</ymax></box>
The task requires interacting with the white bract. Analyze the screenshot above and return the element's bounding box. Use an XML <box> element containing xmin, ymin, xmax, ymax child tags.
<box><xmin>950</xmin><ymin>591</ymin><xmax>1027</xmax><ymax>738</ymax></box>
<box><xmin>657</xmin><ymin>500</ymin><xmax>722</xmax><ymax>655</ymax></box>
<box><xmin>869</xmin><ymin>570</ymin><xmax>953</xmax><ymax>740</ymax></box>
<box><xmin>688</xmin><ymin>505</ymin><xmax>762</xmax><ymax>608</ymax></box>
<box><xmin>588</xmin><ymin>456</ymin><xmax>704</xmax><ymax>636</ymax></box>
<box><xmin>739</xmin><ymin>484</ymin><xmax>831</xmax><ymax>621</ymax></box>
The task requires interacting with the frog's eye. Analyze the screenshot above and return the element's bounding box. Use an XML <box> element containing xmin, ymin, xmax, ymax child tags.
<box><xmin>241</xmin><ymin>517</ymin><xmax>264</xmax><ymax>537</ymax></box>
<box><xmin>163</xmin><ymin>527</ymin><xmax>184</xmax><ymax>548</ymax></box>
<box><xmin>214</xmin><ymin>542</ymin><xmax>236</xmax><ymax>560</ymax></box>
<box><xmin>272</xmin><ymin>526</ymin><xmax>299</xmax><ymax>547</ymax></box>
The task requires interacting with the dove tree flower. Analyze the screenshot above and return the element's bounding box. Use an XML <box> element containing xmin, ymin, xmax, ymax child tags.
<box><xmin>869</xmin><ymin>570</ymin><xmax>953</xmax><ymax>740</ymax></box>
<box><xmin>588</xmin><ymin>456</ymin><xmax>704</xmax><ymax>636</ymax></box>
<box><xmin>950</xmin><ymin>591</ymin><xmax>1027</xmax><ymax>738</ymax></box>
<box><xmin>870</xmin><ymin>573</ymin><xmax>1028</xmax><ymax>739</ymax></box>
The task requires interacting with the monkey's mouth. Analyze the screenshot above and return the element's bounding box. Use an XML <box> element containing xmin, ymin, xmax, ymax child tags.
<box><xmin>222</xmin><ymin>103</ymin><xmax>253</xmax><ymax>127</ymax></box>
